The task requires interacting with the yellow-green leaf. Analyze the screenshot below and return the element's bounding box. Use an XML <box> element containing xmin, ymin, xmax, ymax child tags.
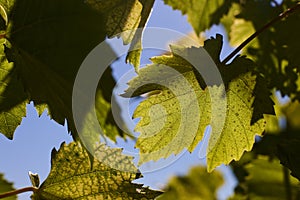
<box><xmin>0</xmin><ymin>38</ymin><xmax>26</xmax><ymax>139</ymax></box>
<box><xmin>123</xmin><ymin>35</ymin><xmax>270</xmax><ymax>171</ymax></box>
<box><xmin>32</xmin><ymin>142</ymin><xmax>161</xmax><ymax>200</ymax></box>
<box><xmin>156</xmin><ymin>166</ymin><xmax>223</xmax><ymax>200</ymax></box>
<box><xmin>207</xmin><ymin>72</ymin><xmax>265</xmax><ymax>172</ymax></box>
<box><xmin>230</xmin><ymin>156</ymin><xmax>299</xmax><ymax>200</ymax></box>
<box><xmin>164</xmin><ymin>0</ymin><xmax>231</xmax><ymax>34</ymax></box>
<box><xmin>87</xmin><ymin>0</ymin><xmax>155</xmax><ymax>71</ymax></box>
<box><xmin>229</xmin><ymin>18</ymin><xmax>259</xmax><ymax>55</ymax></box>
<box><xmin>123</xmin><ymin>45</ymin><xmax>211</xmax><ymax>164</ymax></box>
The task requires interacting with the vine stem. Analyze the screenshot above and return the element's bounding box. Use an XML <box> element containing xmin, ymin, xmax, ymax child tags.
<box><xmin>221</xmin><ymin>2</ymin><xmax>300</xmax><ymax>65</ymax></box>
<box><xmin>0</xmin><ymin>186</ymin><xmax>38</xmax><ymax>199</ymax></box>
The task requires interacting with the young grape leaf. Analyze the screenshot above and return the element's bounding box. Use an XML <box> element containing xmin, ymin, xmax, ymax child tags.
<box><xmin>0</xmin><ymin>0</ymin><xmax>124</xmax><ymax>141</ymax></box>
<box><xmin>0</xmin><ymin>173</ymin><xmax>16</xmax><ymax>200</ymax></box>
<box><xmin>164</xmin><ymin>0</ymin><xmax>232</xmax><ymax>34</ymax></box>
<box><xmin>230</xmin><ymin>156</ymin><xmax>300</xmax><ymax>200</ymax></box>
<box><xmin>32</xmin><ymin>142</ymin><xmax>162</xmax><ymax>200</ymax></box>
<box><xmin>86</xmin><ymin>0</ymin><xmax>155</xmax><ymax>71</ymax></box>
<box><xmin>123</xmin><ymin>35</ymin><xmax>272</xmax><ymax>171</ymax></box>
<box><xmin>156</xmin><ymin>166</ymin><xmax>223</xmax><ymax>200</ymax></box>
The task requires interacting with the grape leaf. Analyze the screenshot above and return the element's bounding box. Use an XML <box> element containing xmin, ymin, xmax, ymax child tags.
<box><xmin>122</xmin><ymin>45</ymin><xmax>211</xmax><ymax>165</ymax></box>
<box><xmin>0</xmin><ymin>173</ymin><xmax>16</xmax><ymax>200</ymax></box>
<box><xmin>249</xmin><ymin>99</ymin><xmax>300</xmax><ymax>181</ymax></box>
<box><xmin>0</xmin><ymin>38</ymin><xmax>26</xmax><ymax>139</ymax></box>
<box><xmin>206</xmin><ymin>72</ymin><xmax>266</xmax><ymax>172</ymax></box>
<box><xmin>156</xmin><ymin>166</ymin><xmax>223</xmax><ymax>200</ymax></box>
<box><xmin>86</xmin><ymin>0</ymin><xmax>155</xmax><ymax>71</ymax></box>
<box><xmin>230</xmin><ymin>156</ymin><xmax>300</xmax><ymax>200</ymax></box>
<box><xmin>126</xmin><ymin>0</ymin><xmax>154</xmax><ymax>71</ymax></box>
<box><xmin>224</xmin><ymin>0</ymin><xmax>300</xmax><ymax>101</ymax></box>
<box><xmin>0</xmin><ymin>0</ymin><xmax>124</xmax><ymax>141</ymax></box>
<box><xmin>282</xmin><ymin>96</ymin><xmax>300</xmax><ymax>130</ymax></box>
<box><xmin>32</xmin><ymin>142</ymin><xmax>161</xmax><ymax>200</ymax></box>
<box><xmin>278</xmin><ymin>137</ymin><xmax>300</xmax><ymax>182</ymax></box>
<box><xmin>164</xmin><ymin>0</ymin><xmax>232</xmax><ymax>34</ymax></box>
<box><xmin>219</xmin><ymin>2</ymin><xmax>240</xmax><ymax>35</ymax></box>
<box><xmin>229</xmin><ymin>18</ymin><xmax>258</xmax><ymax>49</ymax></box>
<box><xmin>123</xmin><ymin>35</ymin><xmax>272</xmax><ymax>171</ymax></box>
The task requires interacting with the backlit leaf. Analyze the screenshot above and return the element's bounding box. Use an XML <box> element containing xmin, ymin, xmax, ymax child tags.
<box><xmin>164</xmin><ymin>0</ymin><xmax>232</xmax><ymax>34</ymax></box>
<box><xmin>123</xmin><ymin>35</ymin><xmax>272</xmax><ymax>171</ymax></box>
<box><xmin>157</xmin><ymin>166</ymin><xmax>223</xmax><ymax>200</ymax></box>
<box><xmin>86</xmin><ymin>0</ymin><xmax>155</xmax><ymax>71</ymax></box>
<box><xmin>230</xmin><ymin>156</ymin><xmax>300</xmax><ymax>200</ymax></box>
<box><xmin>278</xmin><ymin>139</ymin><xmax>300</xmax><ymax>182</ymax></box>
<box><xmin>225</xmin><ymin>0</ymin><xmax>300</xmax><ymax>101</ymax></box>
<box><xmin>0</xmin><ymin>38</ymin><xmax>26</xmax><ymax>139</ymax></box>
<box><xmin>32</xmin><ymin>142</ymin><xmax>161</xmax><ymax>199</ymax></box>
<box><xmin>0</xmin><ymin>0</ymin><xmax>124</xmax><ymax>141</ymax></box>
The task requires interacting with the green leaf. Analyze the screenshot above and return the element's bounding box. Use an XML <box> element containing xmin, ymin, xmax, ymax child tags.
<box><xmin>230</xmin><ymin>156</ymin><xmax>300</xmax><ymax>200</ymax></box>
<box><xmin>123</xmin><ymin>45</ymin><xmax>211</xmax><ymax>165</ymax></box>
<box><xmin>164</xmin><ymin>0</ymin><xmax>232</xmax><ymax>34</ymax></box>
<box><xmin>0</xmin><ymin>0</ymin><xmax>124</xmax><ymax>140</ymax></box>
<box><xmin>0</xmin><ymin>3</ymin><xmax>7</xmax><ymax>26</ymax></box>
<box><xmin>278</xmin><ymin>138</ymin><xmax>300</xmax><ymax>182</ymax></box>
<box><xmin>32</xmin><ymin>142</ymin><xmax>161</xmax><ymax>200</ymax></box>
<box><xmin>206</xmin><ymin>71</ymin><xmax>266</xmax><ymax>172</ymax></box>
<box><xmin>126</xmin><ymin>0</ymin><xmax>154</xmax><ymax>71</ymax></box>
<box><xmin>86</xmin><ymin>0</ymin><xmax>154</xmax><ymax>44</ymax></box>
<box><xmin>229</xmin><ymin>18</ymin><xmax>258</xmax><ymax>49</ymax></box>
<box><xmin>225</xmin><ymin>1</ymin><xmax>300</xmax><ymax>101</ymax></box>
<box><xmin>219</xmin><ymin>2</ymin><xmax>240</xmax><ymax>34</ymax></box>
<box><xmin>123</xmin><ymin>35</ymin><xmax>272</xmax><ymax>171</ymax></box>
<box><xmin>0</xmin><ymin>173</ymin><xmax>16</xmax><ymax>200</ymax></box>
<box><xmin>156</xmin><ymin>166</ymin><xmax>223</xmax><ymax>200</ymax></box>
<box><xmin>126</xmin><ymin>37</ymin><xmax>142</xmax><ymax>72</ymax></box>
<box><xmin>0</xmin><ymin>38</ymin><xmax>26</xmax><ymax>139</ymax></box>
<box><xmin>86</xmin><ymin>0</ymin><xmax>155</xmax><ymax>71</ymax></box>
<box><xmin>282</xmin><ymin>101</ymin><xmax>300</xmax><ymax>130</ymax></box>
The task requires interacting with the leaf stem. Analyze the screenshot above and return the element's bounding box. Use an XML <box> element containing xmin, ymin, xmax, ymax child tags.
<box><xmin>221</xmin><ymin>2</ymin><xmax>300</xmax><ymax>65</ymax></box>
<box><xmin>0</xmin><ymin>186</ymin><xmax>38</xmax><ymax>199</ymax></box>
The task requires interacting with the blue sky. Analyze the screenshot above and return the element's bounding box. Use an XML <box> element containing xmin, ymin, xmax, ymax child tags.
<box><xmin>0</xmin><ymin>1</ymin><xmax>237</xmax><ymax>199</ymax></box>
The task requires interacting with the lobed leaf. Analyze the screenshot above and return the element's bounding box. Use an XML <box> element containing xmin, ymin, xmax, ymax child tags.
<box><xmin>0</xmin><ymin>0</ymin><xmax>124</xmax><ymax>141</ymax></box>
<box><xmin>123</xmin><ymin>35</ymin><xmax>273</xmax><ymax>171</ymax></box>
<box><xmin>32</xmin><ymin>142</ymin><xmax>161</xmax><ymax>200</ymax></box>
